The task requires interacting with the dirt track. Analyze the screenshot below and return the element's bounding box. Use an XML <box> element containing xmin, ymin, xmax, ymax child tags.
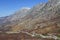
<box><xmin>0</xmin><ymin>33</ymin><xmax>54</xmax><ymax>40</ymax></box>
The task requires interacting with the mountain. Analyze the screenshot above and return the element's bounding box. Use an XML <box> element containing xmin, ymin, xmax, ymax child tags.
<box><xmin>0</xmin><ymin>0</ymin><xmax>60</xmax><ymax>40</ymax></box>
<box><xmin>0</xmin><ymin>7</ymin><xmax>30</xmax><ymax>31</ymax></box>
<box><xmin>11</xmin><ymin>0</ymin><xmax>60</xmax><ymax>35</ymax></box>
<box><xmin>0</xmin><ymin>0</ymin><xmax>60</xmax><ymax>35</ymax></box>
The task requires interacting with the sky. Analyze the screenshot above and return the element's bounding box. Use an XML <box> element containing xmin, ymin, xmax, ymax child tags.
<box><xmin>0</xmin><ymin>0</ymin><xmax>48</xmax><ymax>17</ymax></box>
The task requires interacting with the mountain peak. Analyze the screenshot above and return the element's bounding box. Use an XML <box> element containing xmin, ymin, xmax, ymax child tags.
<box><xmin>16</xmin><ymin>7</ymin><xmax>31</xmax><ymax>13</ymax></box>
<box><xmin>21</xmin><ymin>7</ymin><xmax>30</xmax><ymax>10</ymax></box>
<box><xmin>48</xmin><ymin>0</ymin><xmax>60</xmax><ymax>4</ymax></box>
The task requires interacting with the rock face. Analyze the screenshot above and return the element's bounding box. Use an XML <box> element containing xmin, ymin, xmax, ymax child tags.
<box><xmin>0</xmin><ymin>0</ymin><xmax>60</xmax><ymax>35</ymax></box>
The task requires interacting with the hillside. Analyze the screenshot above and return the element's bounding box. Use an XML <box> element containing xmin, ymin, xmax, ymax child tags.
<box><xmin>0</xmin><ymin>0</ymin><xmax>60</xmax><ymax>40</ymax></box>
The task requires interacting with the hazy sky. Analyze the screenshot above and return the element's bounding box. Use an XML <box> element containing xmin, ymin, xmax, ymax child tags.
<box><xmin>0</xmin><ymin>0</ymin><xmax>48</xmax><ymax>17</ymax></box>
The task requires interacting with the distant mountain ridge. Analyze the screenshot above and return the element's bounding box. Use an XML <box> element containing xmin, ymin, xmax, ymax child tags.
<box><xmin>0</xmin><ymin>7</ymin><xmax>30</xmax><ymax>31</ymax></box>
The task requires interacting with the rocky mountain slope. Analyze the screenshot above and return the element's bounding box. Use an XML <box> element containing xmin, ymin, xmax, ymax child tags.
<box><xmin>0</xmin><ymin>0</ymin><xmax>60</xmax><ymax>37</ymax></box>
<box><xmin>0</xmin><ymin>7</ymin><xmax>30</xmax><ymax>31</ymax></box>
<box><xmin>10</xmin><ymin>0</ymin><xmax>60</xmax><ymax>34</ymax></box>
